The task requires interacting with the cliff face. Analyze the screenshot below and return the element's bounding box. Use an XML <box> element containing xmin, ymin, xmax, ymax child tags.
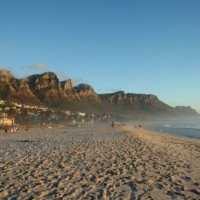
<box><xmin>0</xmin><ymin>70</ymin><xmax>198</xmax><ymax>118</ymax></box>
<box><xmin>0</xmin><ymin>71</ymin><xmax>101</xmax><ymax>105</ymax></box>
<box><xmin>74</xmin><ymin>84</ymin><xmax>101</xmax><ymax>102</ymax></box>
<box><xmin>175</xmin><ymin>106</ymin><xmax>198</xmax><ymax>115</ymax></box>
<box><xmin>99</xmin><ymin>91</ymin><xmax>163</xmax><ymax>105</ymax></box>
<box><xmin>26</xmin><ymin>73</ymin><xmax>100</xmax><ymax>104</ymax></box>
<box><xmin>0</xmin><ymin>70</ymin><xmax>41</xmax><ymax>104</ymax></box>
<box><xmin>0</xmin><ymin>70</ymin><xmax>15</xmax><ymax>99</ymax></box>
<box><xmin>60</xmin><ymin>79</ymin><xmax>80</xmax><ymax>101</ymax></box>
<box><xmin>99</xmin><ymin>91</ymin><xmax>175</xmax><ymax>116</ymax></box>
<box><xmin>26</xmin><ymin>72</ymin><xmax>65</xmax><ymax>105</ymax></box>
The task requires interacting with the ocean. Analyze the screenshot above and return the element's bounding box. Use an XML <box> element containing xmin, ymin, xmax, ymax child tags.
<box><xmin>150</xmin><ymin>120</ymin><xmax>200</xmax><ymax>140</ymax></box>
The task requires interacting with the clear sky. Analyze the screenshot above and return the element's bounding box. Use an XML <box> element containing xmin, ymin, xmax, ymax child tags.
<box><xmin>0</xmin><ymin>0</ymin><xmax>200</xmax><ymax>111</ymax></box>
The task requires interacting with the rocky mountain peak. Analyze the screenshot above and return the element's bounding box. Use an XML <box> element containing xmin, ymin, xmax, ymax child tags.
<box><xmin>175</xmin><ymin>106</ymin><xmax>198</xmax><ymax>114</ymax></box>
<box><xmin>0</xmin><ymin>70</ymin><xmax>41</xmax><ymax>104</ymax></box>
<box><xmin>60</xmin><ymin>79</ymin><xmax>73</xmax><ymax>91</ymax></box>
<box><xmin>74</xmin><ymin>84</ymin><xmax>100</xmax><ymax>102</ymax></box>
<box><xmin>27</xmin><ymin>72</ymin><xmax>60</xmax><ymax>90</ymax></box>
<box><xmin>0</xmin><ymin>69</ymin><xmax>13</xmax><ymax>77</ymax></box>
<box><xmin>0</xmin><ymin>70</ymin><xmax>198</xmax><ymax>118</ymax></box>
<box><xmin>74</xmin><ymin>84</ymin><xmax>94</xmax><ymax>92</ymax></box>
<box><xmin>0</xmin><ymin>70</ymin><xmax>15</xmax><ymax>83</ymax></box>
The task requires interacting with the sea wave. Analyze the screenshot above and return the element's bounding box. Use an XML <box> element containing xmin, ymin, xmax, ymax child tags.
<box><xmin>152</xmin><ymin>124</ymin><xmax>200</xmax><ymax>140</ymax></box>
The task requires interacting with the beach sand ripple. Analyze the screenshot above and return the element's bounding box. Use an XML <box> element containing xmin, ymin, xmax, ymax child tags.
<box><xmin>0</xmin><ymin>125</ymin><xmax>200</xmax><ymax>199</ymax></box>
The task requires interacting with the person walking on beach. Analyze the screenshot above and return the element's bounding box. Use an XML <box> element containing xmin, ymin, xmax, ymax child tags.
<box><xmin>42</xmin><ymin>122</ymin><xmax>46</xmax><ymax>130</ymax></box>
<box><xmin>111</xmin><ymin>121</ymin><xmax>115</xmax><ymax>128</ymax></box>
<box><xmin>25</xmin><ymin>126</ymin><xmax>29</xmax><ymax>131</ymax></box>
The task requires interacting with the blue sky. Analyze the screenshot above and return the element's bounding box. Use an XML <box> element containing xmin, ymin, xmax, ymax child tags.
<box><xmin>0</xmin><ymin>0</ymin><xmax>200</xmax><ymax>111</ymax></box>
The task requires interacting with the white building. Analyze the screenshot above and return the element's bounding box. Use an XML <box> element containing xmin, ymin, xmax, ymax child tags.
<box><xmin>78</xmin><ymin>112</ymin><xmax>86</xmax><ymax>117</ymax></box>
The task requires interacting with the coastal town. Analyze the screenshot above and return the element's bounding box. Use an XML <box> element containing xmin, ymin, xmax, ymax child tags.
<box><xmin>0</xmin><ymin>100</ymin><xmax>111</xmax><ymax>130</ymax></box>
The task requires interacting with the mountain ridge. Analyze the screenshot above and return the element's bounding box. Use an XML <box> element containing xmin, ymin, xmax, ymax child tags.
<box><xmin>0</xmin><ymin>70</ymin><xmax>198</xmax><ymax>119</ymax></box>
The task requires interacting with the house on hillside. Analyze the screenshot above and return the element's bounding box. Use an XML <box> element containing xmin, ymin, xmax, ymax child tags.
<box><xmin>65</xmin><ymin>111</ymin><xmax>71</xmax><ymax>116</ymax></box>
<box><xmin>77</xmin><ymin>112</ymin><xmax>86</xmax><ymax>117</ymax></box>
<box><xmin>0</xmin><ymin>100</ymin><xmax>5</xmax><ymax>105</ymax></box>
<box><xmin>0</xmin><ymin>113</ymin><xmax>14</xmax><ymax>126</ymax></box>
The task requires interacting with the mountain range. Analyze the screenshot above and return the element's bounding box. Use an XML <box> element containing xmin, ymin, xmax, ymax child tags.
<box><xmin>0</xmin><ymin>69</ymin><xmax>198</xmax><ymax>119</ymax></box>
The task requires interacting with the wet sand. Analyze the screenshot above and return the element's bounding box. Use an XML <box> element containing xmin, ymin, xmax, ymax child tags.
<box><xmin>0</xmin><ymin>124</ymin><xmax>200</xmax><ymax>199</ymax></box>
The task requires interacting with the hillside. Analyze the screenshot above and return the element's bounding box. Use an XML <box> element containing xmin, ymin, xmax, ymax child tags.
<box><xmin>0</xmin><ymin>70</ymin><xmax>198</xmax><ymax>119</ymax></box>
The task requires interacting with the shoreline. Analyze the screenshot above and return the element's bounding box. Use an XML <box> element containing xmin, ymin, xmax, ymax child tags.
<box><xmin>152</xmin><ymin>126</ymin><xmax>200</xmax><ymax>141</ymax></box>
<box><xmin>135</xmin><ymin>121</ymin><xmax>200</xmax><ymax>141</ymax></box>
<box><xmin>128</xmin><ymin>124</ymin><xmax>200</xmax><ymax>141</ymax></box>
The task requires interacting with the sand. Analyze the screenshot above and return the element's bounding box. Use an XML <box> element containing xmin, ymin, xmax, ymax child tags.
<box><xmin>0</xmin><ymin>124</ymin><xmax>200</xmax><ymax>200</ymax></box>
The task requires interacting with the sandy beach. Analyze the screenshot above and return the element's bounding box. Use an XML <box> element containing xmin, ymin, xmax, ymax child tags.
<box><xmin>0</xmin><ymin>124</ymin><xmax>200</xmax><ymax>200</ymax></box>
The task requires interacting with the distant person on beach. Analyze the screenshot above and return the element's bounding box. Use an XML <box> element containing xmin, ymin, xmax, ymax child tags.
<box><xmin>5</xmin><ymin>127</ymin><xmax>8</xmax><ymax>133</ymax></box>
<box><xmin>111</xmin><ymin>121</ymin><xmax>115</xmax><ymax>128</ymax></box>
<box><xmin>134</xmin><ymin>124</ymin><xmax>137</xmax><ymax>129</ymax></box>
<box><xmin>42</xmin><ymin>122</ymin><xmax>46</xmax><ymax>130</ymax></box>
<box><xmin>10</xmin><ymin>127</ymin><xmax>14</xmax><ymax>133</ymax></box>
<box><xmin>25</xmin><ymin>126</ymin><xmax>29</xmax><ymax>131</ymax></box>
